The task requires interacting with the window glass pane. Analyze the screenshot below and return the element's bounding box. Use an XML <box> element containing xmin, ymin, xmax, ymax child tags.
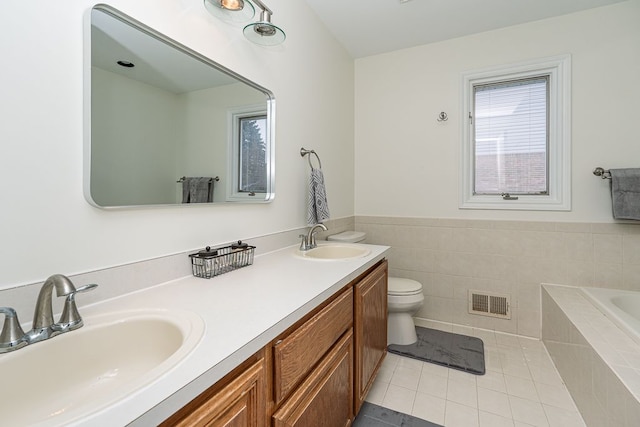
<box><xmin>473</xmin><ymin>76</ymin><xmax>548</xmax><ymax>195</ymax></box>
<box><xmin>239</xmin><ymin>115</ymin><xmax>267</xmax><ymax>193</ymax></box>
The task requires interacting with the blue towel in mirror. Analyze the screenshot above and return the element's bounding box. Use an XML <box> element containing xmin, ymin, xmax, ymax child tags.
<box><xmin>610</xmin><ymin>168</ymin><xmax>640</xmax><ymax>220</ymax></box>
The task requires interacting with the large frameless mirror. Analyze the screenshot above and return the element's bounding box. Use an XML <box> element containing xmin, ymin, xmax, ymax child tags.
<box><xmin>85</xmin><ymin>4</ymin><xmax>275</xmax><ymax>208</ymax></box>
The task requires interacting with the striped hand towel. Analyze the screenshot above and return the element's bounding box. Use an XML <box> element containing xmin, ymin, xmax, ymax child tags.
<box><xmin>307</xmin><ymin>168</ymin><xmax>330</xmax><ymax>225</ymax></box>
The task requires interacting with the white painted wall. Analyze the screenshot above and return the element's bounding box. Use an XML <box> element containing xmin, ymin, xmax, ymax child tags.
<box><xmin>91</xmin><ymin>67</ymin><xmax>179</xmax><ymax>206</ymax></box>
<box><xmin>355</xmin><ymin>1</ymin><xmax>640</xmax><ymax>222</ymax></box>
<box><xmin>0</xmin><ymin>0</ymin><xmax>354</xmax><ymax>289</ymax></box>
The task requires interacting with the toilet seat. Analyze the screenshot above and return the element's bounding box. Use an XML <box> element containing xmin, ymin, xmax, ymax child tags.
<box><xmin>388</xmin><ymin>278</ymin><xmax>423</xmax><ymax>296</ymax></box>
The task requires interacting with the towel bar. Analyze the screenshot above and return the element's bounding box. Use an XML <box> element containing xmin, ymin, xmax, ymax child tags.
<box><xmin>177</xmin><ymin>176</ymin><xmax>220</xmax><ymax>183</ymax></box>
<box><xmin>593</xmin><ymin>167</ymin><xmax>611</xmax><ymax>179</ymax></box>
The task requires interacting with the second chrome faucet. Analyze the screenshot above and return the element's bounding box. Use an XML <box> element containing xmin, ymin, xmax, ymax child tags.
<box><xmin>299</xmin><ymin>223</ymin><xmax>328</xmax><ymax>251</ymax></box>
<box><xmin>0</xmin><ymin>274</ymin><xmax>97</xmax><ymax>353</ymax></box>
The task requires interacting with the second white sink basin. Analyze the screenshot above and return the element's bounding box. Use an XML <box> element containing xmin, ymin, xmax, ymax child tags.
<box><xmin>296</xmin><ymin>243</ymin><xmax>371</xmax><ymax>260</ymax></box>
<box><xmin>0</xmin><ymin>309</ymin><xmax>204</xmax><ymax>426</ymax></box>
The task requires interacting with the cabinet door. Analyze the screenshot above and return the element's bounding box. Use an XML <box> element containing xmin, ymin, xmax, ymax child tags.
<box><xmin>273</xmin><ymin>287</ymin><xmax>353</xmax><ymax>405</ymax></box>
<box><xmin>273</xmin><ymin>330</ymin><xmax>353</xmax><ymax>427</ymax></box>
<box><xmin>162</xmin><ymin>355</ymin><xmax>266</xmax><ymax>427</ymax></box>
<box><xmin>354</xmin><ymin>260</ymin><xmax>388</xmax><ymax>414</ymax></box>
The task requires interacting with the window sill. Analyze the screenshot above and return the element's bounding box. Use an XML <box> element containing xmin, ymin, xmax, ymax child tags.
<box><xmin>459</xmin><ymin>194</ymin><xmax>570</xmax><ymax>211</ymax></box>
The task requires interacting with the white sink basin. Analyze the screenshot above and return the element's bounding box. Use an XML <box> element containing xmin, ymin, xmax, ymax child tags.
<box><xmin>0</xmin><ymin>309</ymin><xmax>204</xmax><ymax>426</ymax></box>
<box><xmin>296</xmin><ymin>243</ymin><xmax>371</xmax><ymax>260</ymax></box>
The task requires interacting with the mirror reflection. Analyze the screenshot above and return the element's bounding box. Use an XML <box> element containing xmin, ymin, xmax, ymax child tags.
<box><xmin>86</xmin><ymin>5</ymin><xmax>275</xmax><ymax>207</ymax></box>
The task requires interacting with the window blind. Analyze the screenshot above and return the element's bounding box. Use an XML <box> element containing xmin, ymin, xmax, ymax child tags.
<box><xmin>473</xmin><ymin>76</ymin><xmax>549</xmax><ymax>195</ymax></box>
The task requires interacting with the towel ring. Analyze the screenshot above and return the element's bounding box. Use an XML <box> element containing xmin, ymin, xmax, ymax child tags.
<box><xmin>300</xmin><ymin>147</ymin><xmax>322</xmax><ymax>170</ymax></box>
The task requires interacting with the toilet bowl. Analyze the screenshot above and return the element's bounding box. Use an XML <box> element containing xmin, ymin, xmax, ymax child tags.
<box><xmin>387</xmin><ymin>278</ymin><xmax>424</xmax><ymax>345</ymax></box>
<box><xmin>327</xmin><ymin>231</ymin><xmax>425</xmax><ymax>346</ymax></box>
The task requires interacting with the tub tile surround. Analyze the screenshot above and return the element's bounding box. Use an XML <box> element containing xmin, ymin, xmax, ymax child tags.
<box><xmin>356</xmin><ymin>216</ymin><xmax>640</xmax><ymax>338</ymax></box>
<box><xmin>542</xmin><ymin>284</ymin><xmax>640</xmax><ymax>426</ymax></box>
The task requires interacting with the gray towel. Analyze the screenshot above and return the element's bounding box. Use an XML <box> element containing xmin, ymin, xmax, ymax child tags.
<box><xmin>182</xmin><ymin>177</ymin><xmax>213</xmax><ymax>203</ymax></box>
<box><xmin>307</xmin><ymin>168</ymin><xmax>330</xmax><ymax>225</ymax></box>
<box><xmin>610</xmin><ymin>168</ymin><xmax>640</xmax><ymax>220</ymax></box>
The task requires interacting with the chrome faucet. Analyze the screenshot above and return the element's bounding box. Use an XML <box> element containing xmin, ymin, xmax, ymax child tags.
<box><xmin>27</xmin><ymin>274</ymin><xmax>77</xmax><ymax>343</ymax></box>
<box><xmin>0</xmin><ymin>274</ymin><xmax>97</xmax><ymax>353</ymax></box>
<box><xmin>299</xmin><ymin>223</ymin><xmax>328</xmax><ymax>251</ymax></box>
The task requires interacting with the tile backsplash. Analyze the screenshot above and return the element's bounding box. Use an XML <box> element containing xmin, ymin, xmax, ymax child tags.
<box><xmin>5</xmin><ymin>214</ymin><xmax>637</xmax><ymax>340</ymax></box>
<box><xmin>0</xmin><ymin>217</ymin><xmax>355</xmax><ymax>325</ymax></box>
<box><xmin>356</xmin><ymin>216</ymin><xmax>640</xmax><ymax>338</ymax></box>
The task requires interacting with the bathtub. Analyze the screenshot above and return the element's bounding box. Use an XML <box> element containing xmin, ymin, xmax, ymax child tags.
<box><xmin>543</xmin><ymin>285</ymin><xmax>640</xmax><ymax>425</ymax></box>
<box><xmin>581</xmin><ymin>287</ymin><xmax>640</xmax><ymax>346</ymax></box>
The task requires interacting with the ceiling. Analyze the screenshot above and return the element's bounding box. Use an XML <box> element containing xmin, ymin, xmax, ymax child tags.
<box><xmin>303</xmin><ymin>0</ymin><xmax>629</xmax><ymax>58</ymax></box>
<box><xmin>92</xmin><ymin>7</ymin><xmax>237</xmax><ymax>93</ymax></box>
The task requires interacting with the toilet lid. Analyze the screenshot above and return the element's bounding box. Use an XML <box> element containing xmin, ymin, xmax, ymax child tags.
<box><xmin>327</xmin><ymin>231</ymin><xmax>366</xmax><ymax>243</ymax></box>
<box><xmin>388</xmin><ymin>278</ymin><xmax>423</xmax><ymax>295</ymax></box>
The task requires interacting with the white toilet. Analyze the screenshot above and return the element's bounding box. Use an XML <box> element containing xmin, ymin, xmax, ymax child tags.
<box><xmin>387</xmin><ymin>277</ymin><xmax>424</xmax><ymax>345</ymax></box>
<box><xmin>327</xmin><ymin>231</ymin><xmax>424</xmax><ymax>346</ymax></box>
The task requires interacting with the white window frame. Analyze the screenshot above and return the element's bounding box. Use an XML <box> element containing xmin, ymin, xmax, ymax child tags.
<box><xmin>226</xmin><ymin>104</ymin><xmax>268</xmax><ymax>202</ymax></box>
<box><xmin>460</xmin><ymin>55</ymin><xmax>571</xmax><ymax>211</ymax></box>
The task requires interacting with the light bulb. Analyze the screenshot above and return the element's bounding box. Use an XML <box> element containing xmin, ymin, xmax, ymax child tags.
<box><xmin>220</xmin><ymin>0</ymin><xmax>244</xmax><ymax>11</ymax></box>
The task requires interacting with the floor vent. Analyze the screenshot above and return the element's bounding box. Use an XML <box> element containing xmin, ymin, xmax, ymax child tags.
<box><xmin>468</xmin><ymin>290</ymin><xmax>511</xmax><ymax>319</ymax></box>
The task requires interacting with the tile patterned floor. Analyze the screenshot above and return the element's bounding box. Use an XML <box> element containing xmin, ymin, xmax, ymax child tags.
<box><xmin>365</xmin><ymin>321</ymin><xmax>587</xmax><ymax>427</ymax></box>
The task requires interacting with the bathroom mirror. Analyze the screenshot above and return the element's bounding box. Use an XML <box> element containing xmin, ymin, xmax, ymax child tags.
<box><xmin>85</xmin><ymin>5</ymin><xmax>275</xmax><ymax>207</ymax></box>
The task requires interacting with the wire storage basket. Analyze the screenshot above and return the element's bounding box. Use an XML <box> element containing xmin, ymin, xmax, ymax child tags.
<box><xmin>189</xmin><ymin>241</ymin><xmax>255</xmax><ymax>279</ymax></box>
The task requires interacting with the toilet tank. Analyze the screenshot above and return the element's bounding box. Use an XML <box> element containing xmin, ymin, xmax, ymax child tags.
<box><xmin>326</xmin><ymin>231</ymin><xmax>366</xmax><ymax>243</ymax></box>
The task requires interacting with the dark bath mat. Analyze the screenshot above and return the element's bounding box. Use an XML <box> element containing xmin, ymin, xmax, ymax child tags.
<box><xmin>354</xmin><ymin>402</ymin><xmax>443</xmax><ymax>427</ymax></box>
<box><xmin>388</xmin><ymin>327</ymin><xmax>485</xmax><ymax>375</ymax></box>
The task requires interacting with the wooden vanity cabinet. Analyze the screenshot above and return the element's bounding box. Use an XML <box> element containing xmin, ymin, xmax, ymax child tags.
<box><xmin>161</xmin><ymin>259</ymin><xmax>387</xmax><ymax>427</ymax></box>
<box><xmin>354</xmin><ymin>260</ymin><xmax>388</xmax><ymax>414</ymax></box>
<box><xmin>160</xmin><ymin>349</ymin><xmax>266</xmax><ymax>427</ymax></box>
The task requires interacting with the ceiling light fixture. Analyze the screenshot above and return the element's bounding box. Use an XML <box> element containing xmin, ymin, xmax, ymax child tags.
<box><xmin>243</xmin><ymin>0</ymin><xmax>285</xmax><ymax>46</ymax></box>
<box><xmin>203</xmin><ymin>0</ymin><xmax>255</xmax><ymax>24</ymax></box>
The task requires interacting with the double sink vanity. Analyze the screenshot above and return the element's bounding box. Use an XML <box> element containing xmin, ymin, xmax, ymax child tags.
<box><xmin>0</xmin><ymin>242</ymin><xmax>389</xmax><ymax>426</ymax></box>
<box><xmin>0</xmin><ymin>3</ymin><xmax>395</xmax><ymax>424</ymax></box>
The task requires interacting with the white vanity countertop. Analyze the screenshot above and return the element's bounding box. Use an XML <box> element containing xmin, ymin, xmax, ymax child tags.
<box><xmin>72</xmin><ymin>243</ymin><xmax>389</xmax><ymax>427</ymax></box>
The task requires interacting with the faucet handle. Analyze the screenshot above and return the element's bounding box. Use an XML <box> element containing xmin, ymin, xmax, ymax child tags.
<box><xmin>299</xmin><ymin>234</ymin><xmax>309</xmax><ymax>250</ymax></box>
<box><xmin>0</xmin><ymin>307</ymin><xmax>27</xmax><ymax>353</ymax></box>
<box><xmin>58</xmin><ymin>284</ymin><xmax>98</xmax><ymax>331</ymax></box>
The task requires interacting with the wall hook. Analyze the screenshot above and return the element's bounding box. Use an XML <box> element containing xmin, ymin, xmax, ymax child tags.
<box><xmin>437</xmin><ymin>112</ymin><xmax>448</xmax><ymax>122</ymax></box>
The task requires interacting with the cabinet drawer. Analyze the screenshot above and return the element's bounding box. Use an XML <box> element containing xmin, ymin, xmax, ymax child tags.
<box><xmin>273</xmin><ymin>287</ymin><xmax>353</xmax><ymax>404</ymax></box>
<box><xmin>273</xmin><ymin>330</ymin><xmax>353</xmax><ymax>427</ymax></box>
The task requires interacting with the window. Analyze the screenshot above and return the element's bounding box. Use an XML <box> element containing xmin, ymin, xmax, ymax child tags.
<box><xmin>460</xmin><ymin>55</ymin><xmax>571</xmax><ymax>210</ymax></box>
<box><xmin>227</xmin><ymin>105</ymin><xmax>268</xmax><ymax>201</ymax></box>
